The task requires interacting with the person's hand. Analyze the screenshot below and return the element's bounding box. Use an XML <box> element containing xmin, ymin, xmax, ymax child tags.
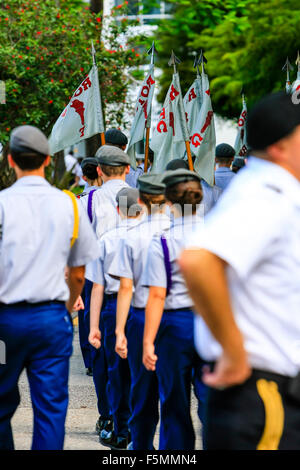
<box><xmin>89</xmin><ymin>328</ymin><xmax>101</xmax><ymax>349</ymax></box>
<box><xmin>202</xmin><ymin>350</ymin><xmax>251</xmax><ymax>389</ymax></box>
<box><xmin>72</xmin><ymin>295</ymin><xmax>84</xmax><ymax>311</ymax></box>
<box><xmin>115</xmin><ymin>331</ymin><xmax>128</xmax><ymax>359</ymax></box>
<box><xmin>143</xmin><ymin>342</ymin><xmax>158</xmax><ymax>371</ymax></box>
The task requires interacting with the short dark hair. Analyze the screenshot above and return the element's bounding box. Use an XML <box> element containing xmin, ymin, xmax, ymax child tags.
<box><xmin>100</xmin><ymin>164</ymin><xmax>128</xmax><ymax>177</ymax></box>
<box><xmin>10</xmin><ymin>149</ymin><xmax>47</xmax><ymax>170</ymax></box>
<box><xmin>139</xmin><ymin>191</ymin><xmax>165</xmax><ymax>214</ymax></box>
<box><xmin>82</xmin><ymin>163</ymin><xmax>98</xmax><ymax>180</ymax></box>
<box><xmin>148</xmin><ymin>148</ymin><xmax>154</xmax><ymax>164</ymax></box>
<box><xmin>165</xmin><ymin>180</ymin><xmax>203</xmax><ymax>214</ymax></box>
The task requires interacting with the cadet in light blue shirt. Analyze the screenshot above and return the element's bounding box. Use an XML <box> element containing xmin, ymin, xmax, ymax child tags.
<box><xmin>0</xmin><ymin>125</ymin><xmax>100</xmax><ymax>451</ymax></box>
<box><xmin>214</xmin><ymin>143</ymin><xmax>236</xmax><ymax>191</ymax></box>
<box><xmin>108</xmin><ymin>174</ymin><xmax>170</xmax><ymax>450</ymax></box>
<box><xmin>142</xmin><ymin>169</ymin><xmax>206</xmax><ymax>450</ymax></box>
<box><xmin>87</xmin><ymin>187</ymin><xmax>143</xmax><ymax>451</ymax></box>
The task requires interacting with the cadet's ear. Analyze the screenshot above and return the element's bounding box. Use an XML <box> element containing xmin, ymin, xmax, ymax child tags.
<box><xmin>7</xmin><ymin>154</ymin><xmax>15</xmax><ymax>168</ymax></box>
<box><xmin>44</xmin><ymin>155</ymin><xmax>51</xmax><ymax>167</ymax></box>
<box><xmin>125</xmin><ymin>165</ymin><xmax>130</xmax><ymax>175</ymax></box>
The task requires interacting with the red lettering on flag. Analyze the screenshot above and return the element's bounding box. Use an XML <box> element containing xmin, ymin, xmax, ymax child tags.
<box><xmin>191</xmin><ymin>133</ymin><xmax>203</xmax><ymax>147</ymax></box>
<box><xmin>169</xmin><ymin>112</ymin><xmax>175</xmax><ymax>136</ymax></box>
<box><xmin>170</xmin><ymin>85</ymin><xmax>179</xmax><ymax>101</ymax></box>
<box><xmin>201</xmin><ymin>111</ymin><xmax>213</xmax><ymax>134</ymax></box>
<box><xmin>205</xmin><ymin>89</ymin><xmax>210</xmax><ymax>96</ymax></box>
<box><xmin>82</xmin><ymin>76</ymin><xmax>92</xmax><ymax>91</ymax></box>
<box><xmin>79</xmin><ymin>126</ymin><xmax>85</xmax><ymax>138</ymax></box>
<box><xmin>188</xmin><ymin>88</ymin><xmax>197</xmax><ymax>102</ymax></box>
<box><xmin>157</xmin><ymin>120</ymin><xmax>167</xmax><ymax>133</ymax></box>
<box><xmin>146</xmin><ymin>75</ymin><xmax>155</xmax><ymax>87</ymax></box>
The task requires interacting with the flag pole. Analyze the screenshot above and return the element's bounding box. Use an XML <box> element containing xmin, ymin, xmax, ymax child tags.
<box><xmin>91</xmin><ymin>41</ymin><xmax>106</xmax><ymax>146</ymax></box>
<box><xmin>169</xmin><ymin>51</ymin><xmax>194</xmax><ymax>171</ymax></box>
<box><xmin>144</xmin><ymin>42</ymin><xmax>156</xmax><ymax>173</ymax></box>
<box><xmin>282</xmin><ymin>57</ymin><xmax>293</xmax><ymax>94</ymax></box>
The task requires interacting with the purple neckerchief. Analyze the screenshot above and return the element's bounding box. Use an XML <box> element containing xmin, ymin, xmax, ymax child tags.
<box><xmin>160</xmin><ymin>235</ymin><xmax>172</xmax><ymax>296</ymax></box>
<box><xmin>87</xmin><ymin>189</ymin><xmax>97</xmax><ymax>223</ymax></box>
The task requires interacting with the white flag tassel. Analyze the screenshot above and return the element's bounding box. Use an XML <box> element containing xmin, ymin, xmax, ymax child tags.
<box><xmin>49</xmin><ymin>65</ymin><xmax>105</xmax><ymax>155</ymax></box>
<box><xmin>151</xmin><ymin>72</ymin><xmax>187</xmax><ymax>173</ymax></box>
<box><xmin>126</xmin><ymin>63</ymin><xmax>155</xmax><ymax>169</ymax></box>
<box><xmin>188</xmin><ymin>71</ymin><xmax>216</xmax><ymax>186</ymax></box>
<box><xmin>234</xmin><ymin>94</ymin><xmax>248</xmax><ymax>157</ymax></box>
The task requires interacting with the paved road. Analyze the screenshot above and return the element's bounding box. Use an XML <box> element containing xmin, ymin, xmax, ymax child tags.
<box><xmin>11</xmin><ymin>326</ymin><xmax>203</xmax><ymax>450</ymax></box>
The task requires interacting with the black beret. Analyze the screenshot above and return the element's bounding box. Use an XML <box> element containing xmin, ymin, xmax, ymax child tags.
<box><xmin>215</xmin><ymin>143</ymin><xmax>235</xmax><ymax>159</ymax></box>
<box><xmin>162</xmin><ymin>169</ymin><xmax>201</xmax><ymax>188</ymax></box>
<box><xmin>116</xmin><ymin>187</ymin><xmax>142</xmax><ymax>213</ymax></box>
<box><xmin>105</xmin><ymin>128</ymin><xmax>128</xmax><ymax>146</ymax></box>
<box><xmin>165</xmin><ymin>159</ymin><xmax>189</xmax><ymax>171</ymax></box>
<box><xmin>232</xmin><ymin>157</ymin><xmax>246</xmax><ymax>169</ymax></box>
<box><xmin>247</xmin><ymin>91</ymin><xmax>300</xmax><ymax>150</ymax></box>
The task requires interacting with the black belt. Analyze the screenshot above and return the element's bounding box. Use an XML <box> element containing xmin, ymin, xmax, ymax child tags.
<box><xmin>104</xmin><ymin>293</ymin><xmax>118</xmax><ymax>300</ymax></box>
<box><xmin>0</xmin><ymin>300</ymin><xmax>65</xmax><ymax>309</ymax></box>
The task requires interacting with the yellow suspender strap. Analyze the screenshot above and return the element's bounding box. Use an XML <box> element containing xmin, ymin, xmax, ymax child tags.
<box><xmin>63</xmin><ymin>190</ymin><xmax>79</xmax><ymax>248</ymax></box>
<box><xmin>256</xmin><ymin>379</ymin><xmax>285</xmax><ymax>450</ymax></box>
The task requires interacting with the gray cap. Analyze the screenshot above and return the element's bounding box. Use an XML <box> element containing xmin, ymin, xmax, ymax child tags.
<box><xmin>81</xmin><ymin>157</ymin><xmax>99</xmax><ymax>169</ymax></box>
<box><xmin>116</xmin><ymin>187</ymin><xmax>142</xmax><ymax>214</ymax></box>
<box><xmin>162</xmin><ymin>169</ymin><xmax>201</xmax><ymax>188</ymax></box>
<box><xmin>96</xmin><ymin>145</ymin><xmax>131</xmax><ymax>167</ymax></box>
<box><xmin>10</xmin><ymin>125</ymin><xmax>49</xmax><ymax>155</ymax></box>
<box><xmin>137</xmin><ymin>173</ymin><xmax>166</xmax><ymax>195</ymax></box>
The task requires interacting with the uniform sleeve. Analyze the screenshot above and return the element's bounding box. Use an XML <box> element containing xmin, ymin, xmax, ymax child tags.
<box><xmin>84</xmin><ymin>241</ymin><xmax>104</xmax><ymax>285</ymax></box>
<box><xmin>186</xmin><ymin>194</ymin><xmax>287</xmax><ymax>280</ymax></box>
<box><xmin>67</xmin><ymin>200</ymin><xmax>101</xmax><ymax>267</ymax></box>
<box><xmin>108</xmin><ymin>238</ymin><xmax>134</xmax><ymax>280</ymax></box>
<box><xmin>141</xmin><ymin>236</ymin><xmax>167</xmax><ymax>288</ymax></box>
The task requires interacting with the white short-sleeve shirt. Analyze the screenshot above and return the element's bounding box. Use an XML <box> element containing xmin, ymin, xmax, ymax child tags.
<box><xmin>0</xmin><ymin>176</ymin><xmax>100</xmax><ymax>304</ymax></box>
<box><xmin>186</xmin><ymin>157</ymin><xmax>300</xmax><ymax>377</ymax></box>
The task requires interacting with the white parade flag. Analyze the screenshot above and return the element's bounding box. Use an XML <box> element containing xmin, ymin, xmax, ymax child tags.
<box><xmin>151</xmin><ymin>73</ymin><xmax>188</xmax><ymax>173</ymax></box>
<box><xmin>49</xmin><ymin>65</ymin><xmax>104</xmax><ymax>154</ymax></box>
<box><xmin>126</xmin><ymin>64</ymin><xmax>155</xmax><ymax>169</ymax></box>
<box><xmin>234</xmin><ymin>95</ymin><xmax>248</xmax><ymax>157</ymax></box>
<box><xmin>188</xmin><ymin>72</ymin><xmax>216</xmax><ymax>186</ymax></box>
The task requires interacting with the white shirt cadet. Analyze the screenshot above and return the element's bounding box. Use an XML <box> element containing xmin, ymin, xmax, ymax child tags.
<box><xmin>0</xmin><ymin>176</ymin><xmax>100</xmax><ymax>304</ymax></box>
<box><xmin>187</xmin><ymin>156</ymin><xmax>300</xmax><ymax>377</ymax></box>
<box><xmin>92</xmin><ymin>179</ymin><xmax>129</xmax><ymax>238</ymax></box>
<box><xmin>78</xmin><ymin>185</ymin><xmax>101</xmax><ymax>217</ymax></box>
<box><xmin>142</xmin><ymin>215</ymin><xmax>203</xmax><ymax>310</ymax></box>
<box><xmin>109</xmin><ymin>213</ymin><xmax>170</xmax><ymax>308</ymax></box>
<box><xmin>85</xmin><ymin>218</ymin><xmax>141</xmax><ymax>294</ymax></box>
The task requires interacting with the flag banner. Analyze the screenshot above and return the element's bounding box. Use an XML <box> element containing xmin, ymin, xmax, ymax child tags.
<box><xmin>49</xmin><ymin>65</ymin><xmax>104</xmax><ymax>155</ymax></box>
<box><xmin>151</xmin><ymin>73</ymin><xmax>188</xmax><ymax>173</ymax></box>
<box><xmin>234</xmin><ymin>96</ymin><xmax>248</xmax><ymax>157</ymax></box>
<box><xmin>127</xmin><ymin>64</ymin><xmax>155</xmax><ymax>169</ymax></box>
<box><xmin>188</xmin><ymin>72</ymin><xmax>216</xmax><ymax>186</ymax></box>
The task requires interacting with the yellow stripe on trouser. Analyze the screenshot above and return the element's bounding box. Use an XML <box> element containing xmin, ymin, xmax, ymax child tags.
<box><xmin>63</xmin><ymin>190</ymin><xmax>79</xmax><ymax>247</ymax></box>
<box><xmin>256</xmin><ymin>379</ymin><xmax>285</xmax><ymax>450</ymax></box>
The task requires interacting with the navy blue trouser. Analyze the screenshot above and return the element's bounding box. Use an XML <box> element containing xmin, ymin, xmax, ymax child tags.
<box><xmin>101</xmin><ymin>295</ymin><xmax>131</xmax><ymax>437</ymax></box>
<box><xmin>78</xmin><ymin>280</ymin><xmax>93</xmax><ymax>370</ymax></box>
<box><xmin>127</xmin><ymin>307</ymin><xmax>159</xmax><ymax>450</ymax></box>
<box><xmin>155</xmin><ymin>308</ymin><xmax>206</xmax><ymax>450</ymax></box>
<box><xmin>0</xmin><ymin>301</ymin><xmax>73</xmax><ymax>450</ymax></box>
<box><xmin>91</xmin><ymin>309</ymin><xmax>111</xmax><ymax>419</ymax></box>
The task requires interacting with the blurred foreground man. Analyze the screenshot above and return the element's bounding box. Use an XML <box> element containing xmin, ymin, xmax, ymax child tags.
<box><xmin>0</xmin><ymin>126</ymin><xmax>100</xmax><ymax>450</ymax></box>
<box><xmin>180</xmin><ymin>92</ymin><xmax>300</xmax><ymax>450</ymax></box>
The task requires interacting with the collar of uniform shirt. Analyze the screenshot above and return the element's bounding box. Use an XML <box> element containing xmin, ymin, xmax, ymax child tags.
<box><xmin>247</xmin><ymin>156</ymin><xmax>300</xmax><ymax>207</ymax></box>
<box><xmin>12</xmin><ymin>175</ymin><xmax>50</xmax><ymax>186</ymax></box>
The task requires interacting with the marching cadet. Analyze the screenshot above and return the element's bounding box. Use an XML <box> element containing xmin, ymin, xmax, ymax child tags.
<box><xmin>214</xmin><ymin>143</ymin><xmax>236</xmax><ymax>191</ymax></box>
<box><xmin>142</xmin><ymin>169</ymin><xmax>206</xmax><ymax>450</ymax></box>
<box><xmin>0</xmin><ymin>125</ymin><xmax>100</xmax><ymax>450</ymax></box>
<box><xmin>91</xmin><ymin>145</ymin><xmax>131</xmax><ymax>238</ymax></box>
<box><xmin>180</xmin><ymin>91</ymin><xmax>300</xmax><ymax>450</ymax></box>
<box><xmin>87</xmin><ymin>187</ymin><xmax>143</xmax><ymax>450</ymax></box>
<box><xmin>108</xmin><ymin>174</ymin><xmax>170</xmax><ymax>450</ymax></box>
<box><xmin>104</xmin><ymin>127</ymin><xmax>143</xmax><ymax>188</ymax></box>
<box><xmin>77</xmin><ymin>157</ymin><xmax>103</xmax><ymax>376</ymax></box>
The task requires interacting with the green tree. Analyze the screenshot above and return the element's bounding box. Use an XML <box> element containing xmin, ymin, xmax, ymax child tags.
<box><xmin>0</xmin><ymin>0</ymin><xmax>146</xmax><ymax>188</ymax></box>
<box><xmin>154</xmin><ymin>0</ymin><xmax>300</xmax><ymax>118</ymax></box>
